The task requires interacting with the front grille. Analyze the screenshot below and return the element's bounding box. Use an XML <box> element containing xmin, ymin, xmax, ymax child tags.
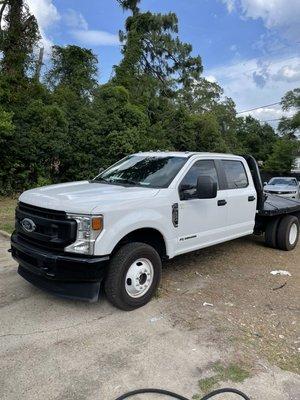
<box><xmin>267</xmin><ymin>191</ymin><xmax>294</xmax><ymax>195</ymax></box>
<box><xmin>19</xmin><ymin>202</ymin><xmax>66</xmax><ymax>220</ymax></box>
<box><xmin>15</xmin><ymin>202</ymin><xmax>77</xmax><ymax>251</ymax></box>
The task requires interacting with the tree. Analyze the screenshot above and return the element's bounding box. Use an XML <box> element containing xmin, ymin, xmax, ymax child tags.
<box><xmin>0</xmin><ymin>0</ymin><xmax>40</xmax><ymax>79</ymax></box>
<box><xmin>114</xmin><ymin>0</ymin><xmax>202</xmax><ymax>99</ymax></box>
<box><xmin>47</xmin><ymin>45</ymin><xmax>98</xmax><ymax>98</ymax></box>
<box><xmin>264</xmin><ymin>139</ymin><xmax>299</xmax><ymax>173</ymax></box>
<box><xmin>177</xmin><ymin>77</ymin><xmax>223</xmax><ymax>113</ymax></box>
<box><xmin>278</xmin><ymin>88</ymin><xmax>300</xmax><ymax>139</ymax></box>
<box><xmin>236</xmin><ymin>116</ymin><xmax>278</xmax><ymax>161</ymax></box>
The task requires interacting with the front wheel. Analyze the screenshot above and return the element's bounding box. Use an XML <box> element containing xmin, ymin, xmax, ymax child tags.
<box><xmin>104</xmin><ymin>242</ymin><xmax>162</xmax><ymax>310</ymax></box>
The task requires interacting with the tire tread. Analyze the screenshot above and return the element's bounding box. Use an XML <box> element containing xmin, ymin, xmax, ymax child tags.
<box><xmin>277</xmin><ymin>215</ymin><xmax>299</xmax><ymax>251</ymax></box>
<box><xmin>105</xmin><ymin>242</ymin><xmax>162</xmax><ymax>311</ymax></box>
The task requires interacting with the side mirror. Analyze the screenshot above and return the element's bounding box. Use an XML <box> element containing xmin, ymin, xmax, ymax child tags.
<box><xmin>99</xmin><ymin>167</ymin><xmax>104</xmax><ymax>174</ymax></box>
<box><xmin>196</xmin><ymin>176</ymin><xmax>217</xmax><ymax>199</ymax></box>
<box><xmin>263</xmin><ymin>182</ymin><xmax>267</xmax><ymax>186</ymax></box>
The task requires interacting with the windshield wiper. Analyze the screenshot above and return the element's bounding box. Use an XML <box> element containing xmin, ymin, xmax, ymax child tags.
<box><xmin>91</xmin><ymin>176</ymin><xmax>110</xmax><ymax>184</ymax></box>
<box><xmin>110</xmin><ymin>178</ymin><xmax>140</xmax><ymax>186</ymax></box>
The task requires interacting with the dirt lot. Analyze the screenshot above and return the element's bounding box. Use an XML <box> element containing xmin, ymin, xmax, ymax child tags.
<box><xmin>0</xmin><ymin>233</ymin><xmax>299</xmax><ymax>400</ymax></box>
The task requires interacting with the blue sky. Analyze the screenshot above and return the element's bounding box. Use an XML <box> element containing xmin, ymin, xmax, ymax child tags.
<box><xmin>28</xmin><ymin>0</ymin><xmax>300</xmax><ymax>126</ymax></box>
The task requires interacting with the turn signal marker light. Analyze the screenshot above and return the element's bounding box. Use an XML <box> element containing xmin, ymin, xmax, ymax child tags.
<box><xmin>92</xmin><ymin>217</ymin><xmax>103</xmax><ymax>231</ymax></box>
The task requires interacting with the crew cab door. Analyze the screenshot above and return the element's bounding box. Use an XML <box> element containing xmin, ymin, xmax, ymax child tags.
<box><xmin>219</xmin><ymin>159</ymin><xmax>256</xmax><ymax>236</ymax></box>
<box><xmin>176</xmin><ymin>159</ymin><xmax>228</xmax><ymax>255</ymax></box>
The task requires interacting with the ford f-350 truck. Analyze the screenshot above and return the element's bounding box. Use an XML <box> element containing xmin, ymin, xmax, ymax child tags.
<box><xmin>11</xmin><ymin>152</ymin><xmax>300</xmax><ymax>310</ymax></box>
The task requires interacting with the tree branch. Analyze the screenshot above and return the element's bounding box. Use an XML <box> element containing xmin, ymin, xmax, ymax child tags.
<box><xmin>0</xmin><ymin>0</ymin><xmax>8</xmax><ymax>31</ymax></box>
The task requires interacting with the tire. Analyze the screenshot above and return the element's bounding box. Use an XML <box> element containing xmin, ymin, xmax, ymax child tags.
<box><xmin>265</xmin><ymin>217</ymin><xmax>281</xmax><ymax>248</ymax></box>
<box><xmin>104</xmin><ymin>242</ymin><xmax>162</xmax><ymax>311</ymax></box>
<box><xmin>277</xmin><ymin>215</ymin><xmax>299</xmax><ymax>251</ymax></box>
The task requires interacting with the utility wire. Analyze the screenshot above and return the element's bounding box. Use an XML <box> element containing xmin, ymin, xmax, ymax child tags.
<box><xmin>237</xmin><ymin>102</ymin><xmax>281</xmax><ymax>114</ymax></box>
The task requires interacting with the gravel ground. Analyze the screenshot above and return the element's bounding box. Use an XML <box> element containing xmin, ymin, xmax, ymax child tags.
<box><xmin>0</xmin><ymin>233</ymin><xmax>299</xmax><ymax>400</ymax></box>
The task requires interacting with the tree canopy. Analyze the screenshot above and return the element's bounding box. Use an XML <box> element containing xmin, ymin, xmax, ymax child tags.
<box><xmin>0</xmin><ymin>0</ymin><xmax>298</xmax><ymax>195</ymax></box>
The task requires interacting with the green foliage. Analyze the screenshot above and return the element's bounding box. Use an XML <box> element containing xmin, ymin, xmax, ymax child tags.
<box><xmin>47</xmin><ymin>45</ymin><xmax>98</xmax><ymax>98</ymax></box>
<box><xmin>279</xmin><ymin>88</ymin><xmax>300</xmax><ymax>139</ymax></box>
<box><xmin>193</xmin><ymin>361</ymin><xmax>250</xmax><ymax>398</ymax></box>
<box><xmin>236</xmin><ymin>116</ymin><xmax>278</xmax><ymax>161</ymax></box>
<box><xmin>114</xmin><ymin>2</ymin><xmax>202</xmax><ymax>101</ymax></box>
<box><xmin>264</xmin><ymin>139</ymin><xmax>299</xmax><ymax>173</ymax></box>
<box><xmin>0</xmin><ymin>0</ymin><xmax>297</xmax><ymax>195</ymax></box>
<box><xmin>0</xmin><ymin>0</ymin><xmax>40</xmax><ymax>79</ymax></box>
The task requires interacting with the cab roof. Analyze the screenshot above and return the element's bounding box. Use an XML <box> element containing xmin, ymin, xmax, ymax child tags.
<box><xmin>134</xmin><ymin>151</ymin><xmax>239</xmax><ymax>159</ymax></box>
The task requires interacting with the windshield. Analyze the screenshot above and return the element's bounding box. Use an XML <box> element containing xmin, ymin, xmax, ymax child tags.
<box><xmin>269</xmin><ymin>178</ymin><xmax>297</xmax><ymax>186</ymax></box>
<box><xmin>93</xmin><ymin>155</ymin><xmax>187</xmax><ymax>188</ymax></box>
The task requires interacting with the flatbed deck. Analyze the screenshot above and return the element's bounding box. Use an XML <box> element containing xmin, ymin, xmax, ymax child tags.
<box><xmin>257</xmin><ymin>194</ymin><xmax>300</xmax><ymax>217</ymax></box>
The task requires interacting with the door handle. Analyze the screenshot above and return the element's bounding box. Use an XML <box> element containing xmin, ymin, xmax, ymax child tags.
<box><xmin>248</xmin><ymin>196</ymin><xmax>256</xmax><ymax>202</ymax></box>
<box><xmin>217</xmin><ymin>199</ymin><xmax>227</xmax><ymax>206</ymax></box>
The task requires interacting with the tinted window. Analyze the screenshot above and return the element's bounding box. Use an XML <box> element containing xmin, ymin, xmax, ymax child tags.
<box><xmin>223</xmin><ymin>160</ymin><xmax>248</xmax><ymax>189</ymax></box>
<box><xmin>180</xmin><ymin>160</ymin><xmax>219</xmax><ymax>199</ymax></box>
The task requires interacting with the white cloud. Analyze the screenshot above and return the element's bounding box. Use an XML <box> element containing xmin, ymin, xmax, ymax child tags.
<box><xmin>65</xmin><ymin>9</ymin><xmax>120</xmax><ymax>47</ymax></box>
<box><xmin>221</xmin><ymin>0</ymin><xmax>300</xmax><ymax>40</ymax></box>
<box><xmin>273</xmin><ymin>64</ymin><xmax>300</xmax><ymax>83</ymax></box>
<box><xmin>71</xmin><ymin>30</ymin><xmax>120</xmax><ymax>46</ymax></box>
<box><xmin>222</xmin><ymin>0</ymin><xmax>235</xmax><ymax>13</ymax></box>
<box><xmin>64</xmin><ymin>9</ymin><xmax>88</xmax><ymax>30</ymax></box>
<box><xmin>249</xmin><ymin>107</ymin><xmax>294</xmax><ymax>123</ymax></box>
<box><xmin>27</xmin><ymin>0</ymin><xmax>60</xmax><ymax>53</ymax></box>
<box><xmin>205</xmin><ymin>55</ymin><xmax>300</xmax><ymax>127</ymax></box>
<box><xmin>205</xmin><ymin>75</ymin><xmax>217</xmax><ymax>83</ymax></box>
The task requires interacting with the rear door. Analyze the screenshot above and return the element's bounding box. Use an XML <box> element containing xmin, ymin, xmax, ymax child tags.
<box><xmin>219</xmin><ymin>159</ymin><xmax>256</xmax><ymax>237</ymax></box>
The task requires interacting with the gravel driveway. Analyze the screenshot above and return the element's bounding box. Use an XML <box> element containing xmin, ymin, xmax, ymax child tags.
<box><xmin>0</xmin><ymin>234</ymin><xmax>299</xmax><ymax>400</ymax></box>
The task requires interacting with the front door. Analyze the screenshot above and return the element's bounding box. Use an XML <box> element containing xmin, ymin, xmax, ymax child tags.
<box><xmin>176</xmin><ymin>159</ymin><xmax>228</xmax><ymax>255</ymax></box>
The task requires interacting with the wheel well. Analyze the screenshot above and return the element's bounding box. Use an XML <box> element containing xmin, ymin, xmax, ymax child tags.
<box><xmin>112</xmin><ymin>228</ymin><xmax>167</xmax><ymax>259</ymax></box>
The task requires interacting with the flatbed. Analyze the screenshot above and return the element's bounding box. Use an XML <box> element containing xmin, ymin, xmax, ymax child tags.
<box><xmin>257</xmin><ymin>194</ymin><xmax>300</xmax><ymax>216</ymax></box>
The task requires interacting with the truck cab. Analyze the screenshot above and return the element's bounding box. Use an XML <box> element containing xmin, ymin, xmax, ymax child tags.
<box><xmin>11</xmin><ymin>152</ymin><xmax>300</xmax><ymax>310</ymax></box>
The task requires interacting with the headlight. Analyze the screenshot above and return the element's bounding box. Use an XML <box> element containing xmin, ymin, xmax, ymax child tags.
<box><xmin>65</xmin><ymin>214</ymin><xmax>103</xmax><ymax>255</ymax></box>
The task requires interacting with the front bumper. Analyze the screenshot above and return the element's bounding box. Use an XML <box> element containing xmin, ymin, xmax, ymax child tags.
<box><xmin>11</xmin><ymin>232</ymin><xmax>109</xmax><ymax>302</ymax></box>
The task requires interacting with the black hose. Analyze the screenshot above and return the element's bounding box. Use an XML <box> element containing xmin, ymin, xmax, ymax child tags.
<box><xmin>114</xmin><ymin>387</ymin><xmax>251</xmax><ymax>400</ymax></box>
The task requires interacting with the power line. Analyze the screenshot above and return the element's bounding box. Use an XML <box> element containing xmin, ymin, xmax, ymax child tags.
<box><xmin>237</xmin><ymin>102</ymin><xmax>281</xmax><ymax>114</ymax></box>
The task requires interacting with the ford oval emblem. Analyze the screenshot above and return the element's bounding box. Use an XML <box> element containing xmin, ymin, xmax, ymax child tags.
<box><xmin>21</xmin><ymin>218</ymin><xmax>36</xmax><ymax>233</ymax></box>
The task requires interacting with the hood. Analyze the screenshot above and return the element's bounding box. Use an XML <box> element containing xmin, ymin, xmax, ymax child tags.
<box><xmin>19</xmin><ymin>181</ymin><xmax>160</xmax><ymax>214</ymax></box>
<box><xmin>264</xmin><ymin>184</ymin><xmax>297</xmax><ymax>192</ymax></box>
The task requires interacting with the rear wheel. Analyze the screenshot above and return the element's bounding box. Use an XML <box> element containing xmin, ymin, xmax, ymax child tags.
<box><xmin>277</xmin><ymin>215</ymin><xmax>299</xmax><ymax>251</ymax></box>
<box><xmin>104</xmin><ymin>242</ymin><xmax>162</xmax><ymax>311</ymax></box>
<box><xmin>265</xmin><ymin>217</ymin><xmax>280</xmax><ymax>248</ymax></box>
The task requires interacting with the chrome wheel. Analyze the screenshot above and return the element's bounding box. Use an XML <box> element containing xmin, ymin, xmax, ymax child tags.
<box><xmin>125</xmin><ymin>258</ymin><xmax>154</xmax><ymax>298</ymax></box>
<box><xmin>289</xmin><ymin>223</ymin><xmax>298</xmax><ymax>245</ymax></box>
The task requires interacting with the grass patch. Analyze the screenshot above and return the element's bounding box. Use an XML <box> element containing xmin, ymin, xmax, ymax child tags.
<box><xmin>0</xmin><ymin>197</ymin><xmax>17</xmax><ymax>234</ymax></box>
<box><xmin>193</xmin><ymin>361</ymin><xmax>250</xmax><ymax>398</ymax></box>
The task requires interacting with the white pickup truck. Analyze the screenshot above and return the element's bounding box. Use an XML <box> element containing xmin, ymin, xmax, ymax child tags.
<box><xmin>11</xmin><ymin>152</ymin><xmax>300</xmax><ymax>310</ymax></box>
